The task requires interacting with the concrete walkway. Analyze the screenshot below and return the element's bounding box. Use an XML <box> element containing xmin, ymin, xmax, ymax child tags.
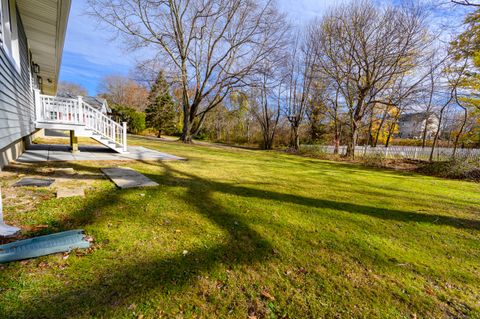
<box><xmin>16</xmin><ymin>144</ymin><xmax>185</xmax><ymax>163</ymax></box>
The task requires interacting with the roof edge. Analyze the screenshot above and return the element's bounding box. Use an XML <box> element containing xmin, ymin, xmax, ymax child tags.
<box><xmin>53</xmin><ymin>0</ymin><xmax>71</xmax><ymax>94</ymax></box>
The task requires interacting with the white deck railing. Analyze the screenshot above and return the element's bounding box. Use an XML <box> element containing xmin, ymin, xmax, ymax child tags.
<box><xmin>34</xmin><ymin>90</ymin><xmax>127</xmax><ymax>152</ymax></box>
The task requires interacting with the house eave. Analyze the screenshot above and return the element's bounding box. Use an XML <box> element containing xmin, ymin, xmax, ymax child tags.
<box><xmin>16</xmin><ymin>0</ymin><xmax>71</xmax><ymax>95</ymax></box>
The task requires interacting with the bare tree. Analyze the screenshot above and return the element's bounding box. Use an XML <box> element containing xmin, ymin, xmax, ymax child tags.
<box><xmin>452</xmin><ymin>87</ymin><xmax>469</xmax><ymax>156</ymax></box>
<box><xmin>429</xmin><ymin>58</ymin><xmax>467</xmax><ymax>161</ymax></box>
<box><xmin>451</xmin><ymin>0</ymin><xmax>480</xmax><ymax>6</ymax></box>
<box><xmin>310</xmin><ymin>1</ymin><xmax>433</xmax><ymax>158</ymax></box>
<box><xmin>88</xmin><ymin>0</ymin><xmax>289</xmax><ymax>143</ymax></box>
<box><xmin>250</xmin><ymin>50</ymin><xmax>287</xmax><ymax>150</ymax></box>
<box><xmin>57</xmin><ymin>81</ymin><xmax>88</xmax><ymax>97</ymax></box>
<box><xmin>98</xmin><ymin>75</ymin><xmax>149</xmax><ymax>111</ymax></box>
<box><xmin>284</xmin><ymin>31</ymin><xmax>316</xmax><ymax>151</ymax></box>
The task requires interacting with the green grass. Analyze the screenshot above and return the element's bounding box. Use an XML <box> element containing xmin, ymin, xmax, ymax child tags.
<box><xmin>1</xmin><ymin>135</ymin><xmax>479</xmax><ymax>318</ymax></box>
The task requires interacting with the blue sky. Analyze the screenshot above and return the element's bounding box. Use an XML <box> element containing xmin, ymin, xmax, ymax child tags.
<box><xmin>58</xmin><ymin>0</ymin><xmax>465</xmax><ymax>96</ymax></box>
<box><xmin>58</xmin><ymin>0</ymin><xmax>350</xmax><ymax>95</ymax></box>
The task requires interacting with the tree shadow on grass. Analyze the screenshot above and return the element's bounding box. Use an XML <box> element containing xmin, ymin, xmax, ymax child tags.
<box><xmin>2</xmin><ymin>161</ymin><xmax>479</xmax><ymax>318</ymax></box>
<box><xmin>152</xmin><ymin>164</ymin><xmax>480</xmax><ymax>232</ymax></box>
<box><xmin>2</xmin><ymin>162</ymin><xmax>274</xmax><ymax>318</ymax></box>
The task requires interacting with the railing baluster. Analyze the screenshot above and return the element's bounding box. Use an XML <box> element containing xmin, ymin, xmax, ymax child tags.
<box><xmin>36</xmin><ymin>94</ymin><xmax>127</xmax><ymax>152</ymax></box>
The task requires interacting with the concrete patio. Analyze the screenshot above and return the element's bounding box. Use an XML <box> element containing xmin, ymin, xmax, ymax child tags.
<box><xmin>16</xmin><ymin>144</ymin><xmax>185</xmax><ymax>163</ymax></box>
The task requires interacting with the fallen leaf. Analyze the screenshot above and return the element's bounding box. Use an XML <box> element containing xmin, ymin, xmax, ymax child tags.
<box><xmin>84</xmin><ymin>236</ymin><xmax>94</xmax><ymax>243</ymax></box>
<box><xmin>261</xmin><ymin>290</ymin><xmax>275</xmax><ymax>301</ymax></box>
<box><xmin>38</xmin><ymin>262</ymin><xmax>49</xmax><ymax>269</ymax></box>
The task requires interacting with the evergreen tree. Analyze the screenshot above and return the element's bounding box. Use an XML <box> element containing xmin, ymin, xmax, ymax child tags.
<box><xmin>145</xmin><ymin>71</ymin><xmax>177</xmax><ymax>137</ymax></box>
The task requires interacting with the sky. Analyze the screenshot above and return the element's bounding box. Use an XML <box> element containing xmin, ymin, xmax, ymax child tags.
<box><xmin>58</xmin><ymin>0</ymin><xmax>467</xmax><ymax>96</ymax></box>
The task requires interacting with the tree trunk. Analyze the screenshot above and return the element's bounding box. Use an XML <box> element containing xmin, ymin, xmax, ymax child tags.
<box><xmin>291</xmin><ymin>125</ymin><xmax>300</xmax><ymax>151</ymax></box>
<box><xmin>157</xmin><ymin>129</ymin><xmax>162</xmax><ymax>138</ymax></box>
<box><xmin>346</xmin><ymin>123</ymin><xmax>357</xmax><ymax>159</ymax></box>
<box><xmin>430</xmin><ymin>110</ymin><xmax>445</xmax><ymax>162</ymax></box>
<box><xmin>374</xmin><ymin>108</ymin><xmax>388</xmax><ymax>147</ymax></box>
<box><xmin>333</xmin><ymin>124</ymin><xmax>340</xmax><ymax>155</ymax></box>
<box><xmin>385</xmin><ymin>131</ymin><xmax>392</xmax><ymax>147</ymax></box>
<box><xmin>179</xmin><ymin>60</ymin><xmax>192</xmax><ymax>144</ymax></box>
<box><xmin>452</xmin><ymin>107</ymin><xmax>467</xmax><ymax>159</ymax></box>
<box><xmin>180</xmin><ymin>116</ymin><xmax>193</xmax><ymax>143</ymax></box>
<box><xmin>421</xmin><ymin>118</ymin><xmax>429</xmax><ymax>149</ymax></box>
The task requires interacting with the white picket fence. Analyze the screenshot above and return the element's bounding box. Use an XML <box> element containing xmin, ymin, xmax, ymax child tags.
<box><xmin>302</xmin><ymin>145</ymin><xmax>480</xmax><ymax>161</ymax></box>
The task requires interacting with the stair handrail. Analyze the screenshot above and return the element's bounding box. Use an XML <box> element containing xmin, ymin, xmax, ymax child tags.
<box><xmin>80</xmin><ymin>101</ymin><xmax>127</xmax><ymax>151</ymax></box>
<box><xmin>35</xmin><ymin>90</ymin><xmax>127</xmax><ymax>152</ymax></box>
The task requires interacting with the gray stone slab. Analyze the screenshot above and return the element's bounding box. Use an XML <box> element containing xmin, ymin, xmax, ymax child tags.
<box><xmin>48</xmin><ymin>156</ymin><xmax>76</xmax><ymax>161</ymax></box>
<box><xmin>15</xmin><ymin>151</ymin><xmax>49</xmax><ymax>163</ymax></box>
<box><xmin>101</xmin><ymin>167</ymin><xmax>159</xmax><ymax>189</ymax></box>
<box><xmin>120</xmin><ymin>146</ymin><xmax>186</xmax><ymax>161</ymax></box>
<box><xmin>13</xmin><ymin>178</ymin><xmax>55</xmax><ymax>187</ymax></box>
<box><xmin>16</xmin><ymin>144</ymin><xmax>185</xmax><ymax>163</ymax></box>
<box><xmin>57</xmin><ymin>188</ymin><xmax>85</xmax><ymax>198</ymax></box>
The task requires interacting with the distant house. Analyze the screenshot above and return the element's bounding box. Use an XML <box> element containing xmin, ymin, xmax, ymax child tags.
<box><xmin>397</xmin><ymin>112</ymin><xmax>439</xmax><ymax>139</ymax></box>
<box><xmin>0</xmin><ymin>0</ymin><xmax>127</xmax><ymax>170</ymax></box>
<box><xmin>58</xmin><ymin>93</ymin><xmax>112</xmax><ymax>115</ymax></box>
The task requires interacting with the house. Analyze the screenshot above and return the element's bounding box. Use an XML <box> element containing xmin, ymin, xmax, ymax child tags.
<box><xmin>58</xmin><ymin>93</ymin><xmax>112</xmax><ymax>114</ymax></box>
<box><xmin>0</xmin><ymin>0</ymin><xmax>127</xmax><ymax>170</ymax></box>
<box><xmin>397</xmin><ymin>112</ymin><xmax>439</xmax><ymax>140</ymax></box>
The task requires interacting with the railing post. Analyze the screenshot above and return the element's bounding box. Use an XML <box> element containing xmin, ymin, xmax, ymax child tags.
<box><xmin>34</xmin><ymin>89</ymin><xmax>42</xmax><ymax>121</ymax></box>
<box><xmin>77</xmin><ymin>96</ymin><xmax>83</xmax><ymax>124</ymax></box>
<box><xmin>122</xmin><ymin>122</ymin><xmax>128</xmax><ymax>152</ymax></box>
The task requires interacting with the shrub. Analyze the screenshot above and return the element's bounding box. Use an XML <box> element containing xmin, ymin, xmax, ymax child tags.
<box><xmin>110</xmin><ymin>104</ymin><xmax>146</xmax><ymax>134</ymax></box>
<box><xmin>417</xmin><ymin>159</ymin><xmax>480</xmax><ymax>181</ymax></box>
<box><xmin>297</xmin><ymin>145</ymin><xmax>329</xmax><ymax>158</ymax></box>
<box><xmin>361</xmin><ymin>152</ymin><xmax>387</xmax><ymax>168</ymax></box>
<box><xmin>129</xmin><ymin>111</ymin><xmax>146</xmax><ymax>134</ymax></box>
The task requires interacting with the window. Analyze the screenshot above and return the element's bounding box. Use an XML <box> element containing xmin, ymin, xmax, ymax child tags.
<box><xmin>0</xmin><ymin>0</ymin><xmax>20</xmax><ymax>71</ymax></box>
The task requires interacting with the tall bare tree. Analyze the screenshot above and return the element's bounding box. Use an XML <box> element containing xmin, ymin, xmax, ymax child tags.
<box><xmin>250</xmin><ymin>55</ymin><xmax>286</xmax><ymax>150</ymax></box>
<box><xmin>429</xmin><ymin>58</ymin><xmax>468</xmax><ymax>161</ymax></box>
<box><xmin>98</xmin><ymin>75</ymin><xmax>149</xmax><ymax>111</ymax></box>
<box><xmin>57</xmin><ymin>81</ymin><xmax>88</xmax><ymax>97</ymax></box>
<box><xmin>284</xmin><ymin>31</ymin><xmax>316</xmax><ymax>150</ymax></box>
<box><xmin>88</xmin><ymin>0</ymin><xmax>289</xmax><ymax>143</ymax></box>
<box><xmin>310</xmin><ymin>0</ymin><xmax>433</xmax><ymax>157</ymax></box>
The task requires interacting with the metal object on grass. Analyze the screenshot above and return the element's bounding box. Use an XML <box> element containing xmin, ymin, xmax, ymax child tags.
<box><xmin>0</xmin><ymin>188</ymin><xmax>21</xmax><ymax>237</ymax></box>
<box><xmin>0</xmin><ymin>229</ymin><xmax>91</xmax><ymax>263</ymax></box>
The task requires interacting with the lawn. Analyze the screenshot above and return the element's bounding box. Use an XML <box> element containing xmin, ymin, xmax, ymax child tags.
<box><xmin>0</xmin><ymin>135</ymin><xmax>479</xmax><ymax>318</ymax></box>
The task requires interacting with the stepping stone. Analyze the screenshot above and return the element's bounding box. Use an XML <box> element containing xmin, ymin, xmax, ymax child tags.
<box><xmin>13</xmin><ymin>178</ymin><xmax>55</xmax><ymax>187</ymax></box>
<box><xmin>57</xmin><ymin>188</ymin><xmax>85</xmax><ymax>198</ymax></box>
<box><xmin>101</xmin><ymin>167</ymin><xmax>159</xmax><ymax>189</ymax></box>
